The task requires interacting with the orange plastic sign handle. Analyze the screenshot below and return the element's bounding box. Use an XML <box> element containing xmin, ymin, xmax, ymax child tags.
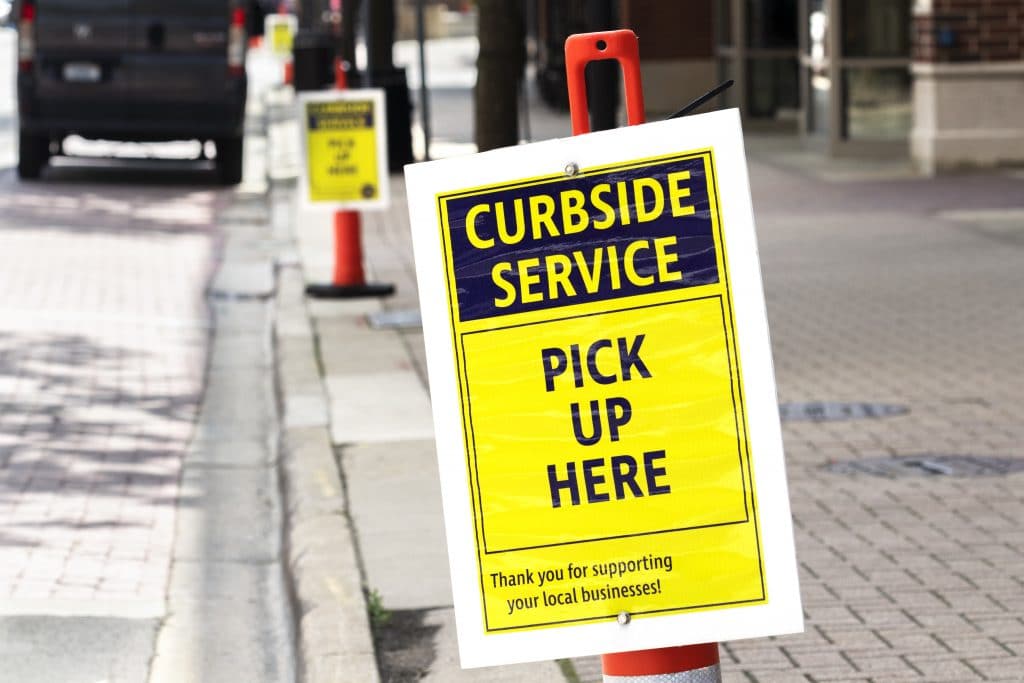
<box><xmin>564</xmin><ymin>30</ymin><xmax>646</xmax><ymax>136</ymax></box>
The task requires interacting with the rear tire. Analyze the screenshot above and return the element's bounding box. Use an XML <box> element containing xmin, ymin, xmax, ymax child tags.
<box><xmin>215</xmin><ymin>136</ymin><xmax>244</xmax><ymax>185</ymax></box>
<box><xmin>17</xmin><ymin>131</ymin><xmax>50</xmax><ymax>180</ymax></box>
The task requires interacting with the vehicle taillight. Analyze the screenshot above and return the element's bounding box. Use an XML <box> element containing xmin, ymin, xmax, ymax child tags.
<box><xmin>228</xmin><ymin>6</ymin><xmax>246</xmax><ymax>77</ymax></box>
<box><xmin>18</xmin><ymin>1</ymin><xmax>37</xmax><ymax>73</ymax></box>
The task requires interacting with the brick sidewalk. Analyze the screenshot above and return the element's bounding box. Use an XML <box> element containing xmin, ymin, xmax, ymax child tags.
<box><xmin>726</xmin><ymin>161</ymin><xmax>1024</xmax><ymax>682</ymax></box>
<box><xmin>0</xmin><ymin>179</ymin><xmax>220</xmax><ymax>616</ymax></box>
<box><xmin>349</xmin><ymin>150</ymin><xmax>1024</xmax><ymax>681</ymax></box>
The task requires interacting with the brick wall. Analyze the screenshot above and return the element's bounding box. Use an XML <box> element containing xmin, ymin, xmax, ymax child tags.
<box><xmin>914</xmin><ymin>0</ymin><xmax>1024</xmax><ymax>61</ymax></box>
<box><xmin>619</xmin><ymin>0</ymin><xmax>714</xmax><ymax>59</ymax></box>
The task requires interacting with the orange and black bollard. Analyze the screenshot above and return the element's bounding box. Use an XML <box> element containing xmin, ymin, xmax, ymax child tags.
<box><xmin>564</xmin><ymin>29</ymin><xmax>722</xmax><ymax>683</ymax></box>
<box><xmin>305</xmin><ymin>57</ymin><xmax>395</xmax><ymax>299</ymax></box>
<box><xmin>602</xmin><ymin>643</ymin><xmax>721</xmax><ymax>682</ymax></box>
<box><xmin>564</xmin><ymin>30</ymin><xmax>646</xmax><ymax>133</ymax></box>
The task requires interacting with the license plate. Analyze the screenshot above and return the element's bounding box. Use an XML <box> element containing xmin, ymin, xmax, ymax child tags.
<box><xmin>62</xmin><ymin>62</ymin><xmax>101</xmax><ymax>83</ymax></box>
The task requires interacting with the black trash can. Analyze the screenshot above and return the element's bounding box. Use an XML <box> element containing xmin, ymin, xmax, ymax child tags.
<box><xmin>349</xmin><ymin>67</ymin><xmax>414</xmax><ymax>171</ymax></box>
<box><xmin>292</xmin><ymin>30</ymin><xmax>335</xmax><ymax>92</ymax></box>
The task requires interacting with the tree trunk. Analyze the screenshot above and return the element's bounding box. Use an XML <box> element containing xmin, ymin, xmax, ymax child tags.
<box><xmin>366</xmin><ymin>0</ymin><xmax>396</xmax><ymax>73</ymax></box>
<box><xmin>475</xmin><ymin>0</ymin><xmax>526</xmax><ymax>152</ymax></box>
<box><xmin>341</xmin><ymin>0</ymin><xmax>362</xmax><ymax>66</ymax></box>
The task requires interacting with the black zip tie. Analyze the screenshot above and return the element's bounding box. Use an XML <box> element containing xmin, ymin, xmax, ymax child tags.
<box><xmin>665</xmin><ymin>80</ymin><xmax>735</xmax><ymax>119</ymax></box>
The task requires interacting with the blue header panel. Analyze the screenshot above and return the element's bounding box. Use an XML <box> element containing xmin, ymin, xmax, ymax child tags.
<box><xmin>439</xmin><ymin>152</ymin><xmax>720</xmax><ymax>323</ymax></box>
<box><xmin>306</xmin><ymin>100</ymin><xmax>375</xmax><ymax>130</ymax></box>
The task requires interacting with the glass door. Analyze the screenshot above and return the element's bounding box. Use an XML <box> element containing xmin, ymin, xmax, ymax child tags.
<box><xmin>800</xmin><ymin>0</ymin><xmax>833</xmax><ymax>138</ymax></box>
<box><xmin>716</xmin><ymin>0</ymin><xmax>800</xmax><ymax>129</ymax></box>
<box><xmin>745</xmin><ymin>0</ymin><xmax>799</xmax><ymax>124</ymax></box>
<box><xmin>799</xmin><ymin>0</ymin><xmax>912</xmax><ymax>153</ymax></box>
<box><xmin>839</xmin><ymin>0</ymin><xmax>912</xmax><ymax>143</ymax></box>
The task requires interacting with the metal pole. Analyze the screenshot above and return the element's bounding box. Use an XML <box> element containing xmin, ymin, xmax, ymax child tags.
<box><xmin>416</xmin><ymin>0</ymin><xmax>431</xmax><ymax>160</ymax></box>
<box><xmin>518</xmin><ymin>74</ymin><xmax>532</xmax><ymax>142</ymax></box>
<box><xmin>366</xmin><ymin>0</ymin><xmax>395</xmax><ymax>74</ymax></box>
<box><xmin>583</xmin><ymin>0</ymin><xmax>618</xmax><ymax>131</ymax></box>
<box><xmin>519</xmin><ymin>0</ymin><xmax>532</xmax><ymax>142</ymax></box>
<box><xmin>364</xmin><ymin>0</ymin><xmax>414</xmax><ymax>169</ymax></box>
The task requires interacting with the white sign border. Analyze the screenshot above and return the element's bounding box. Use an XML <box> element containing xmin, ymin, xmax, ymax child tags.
<box><xmin>404</xmin><ymin>109</ymin><xmax>802</xmax><ymax>668</ymax></box>
<box><xmin>296</xmin><ymin>88</ymin><xmax>391</xmax><ymax>211</ymax></box>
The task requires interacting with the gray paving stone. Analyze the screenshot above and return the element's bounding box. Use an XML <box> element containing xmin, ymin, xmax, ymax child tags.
<box><xmin>342</xmin><ymin>439</ymin><xmax>452</xmax><ymax>610</ymax></box>
<box><xmin>326</xmin><ymin>371</ymin><xmax>434</xmax><ymax>444</ymax></box>
<box><xmin>0</xmin><ymin>616</ymin><xmax>158</xmax><ymax>683</ymax></box>
<box><xmin>209</xmin><ymin>261</ymin><xmax>276</xmax><ymax>299</ymax></box>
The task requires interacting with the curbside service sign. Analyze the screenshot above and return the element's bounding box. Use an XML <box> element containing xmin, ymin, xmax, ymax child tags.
<box><xmin>297</xmin><ymin>89</ymin><xmax>389</xmax><ymax>210</ymax></box>
<box><xmin>405</xmin><ymin>109</ymin><xmax>802</xmax><ymax>668</ymax></box>
<box><xmin>264</xmin><ymin>13</ymin><xmax>297</xmax><ymax>57</ymax></box>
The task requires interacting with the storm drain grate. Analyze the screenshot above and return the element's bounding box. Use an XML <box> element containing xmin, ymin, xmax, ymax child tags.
<box><xmin>825</xmin><ymin>454</ymin><xmax>1024</xmax><ymax>478</ymax></box>
<box><xmin>779</xmin><ymin>401</ymin><xmax>909</xmax><ymax>422</ymax></box>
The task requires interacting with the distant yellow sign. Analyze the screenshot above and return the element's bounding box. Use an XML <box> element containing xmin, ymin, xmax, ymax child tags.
<box><xmin>298</xmin><ymin>90</ymin><xmax>389</xmax><ymax>209</ymax></box>
<box><xmin>271</xmin><ymin>22</ymin><xmax>293</xmax><ymax>53</ymax></box>
<box><xmin>264</xmin><ymin>14</ymin><xmax>296</xmax><ymax>56</ymax></box>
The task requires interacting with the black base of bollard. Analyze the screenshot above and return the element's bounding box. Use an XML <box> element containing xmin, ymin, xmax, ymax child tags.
<box><xmin>305</xmin><ymin>282</ymin><xmax>396</xmax><ymax>299</ymax></box>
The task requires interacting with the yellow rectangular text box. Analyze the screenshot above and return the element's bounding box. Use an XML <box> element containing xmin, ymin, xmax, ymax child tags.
<box><xmin>463</xmin><ymin>296</ymin><xmax>749</xmax><ymax>553</ymax></box>
<box><xmin>437</xmin><ymin>148</ymin><xmax>769</xmax><ymax>633</ymax></box>
<box><xmin>305</xmin><ymin>101</ymin><xmax>380</xmax><ymax>203</ymax></box>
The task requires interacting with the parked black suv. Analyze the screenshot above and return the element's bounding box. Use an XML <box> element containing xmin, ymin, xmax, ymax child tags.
<box><xmin>15</xmin><ymin>0</ymin><xmax>248</xmax><ymax>183</ymax></box>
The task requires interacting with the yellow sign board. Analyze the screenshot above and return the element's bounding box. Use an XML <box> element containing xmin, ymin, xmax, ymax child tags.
<box><xmin>405</xmin><ymin>110</ymin><xmax>801</xmax><ymax>667</ymax></box>
<box><xmin>271</xmin><ymin>21</ymin><xmax>293</xmax><ymax>53</ymax></box>
<box><xmin>441</xmin><ymin>149</ymin><xmax>764</xmax><ymax>632</ymax></box>
<box><xmin>264</xmin><ymin>13</ymin><xmax>297</xmax><ymax>56</ymax></box>
<box><xmin>298</xmin><ymin>90</ymin><xmax>389</xmax><ymax>209</ymax></box>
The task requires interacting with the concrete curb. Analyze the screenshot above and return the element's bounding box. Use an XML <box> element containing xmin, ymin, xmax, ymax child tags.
<box><xmin>265</xmin><ymin>85</ymin><xmax>381</xmax><ymax>683</ymax></box>
<box><xmin>275</xmin><ymin>252</ymin><xmax>381</xmax><ymax>683</ymax></box>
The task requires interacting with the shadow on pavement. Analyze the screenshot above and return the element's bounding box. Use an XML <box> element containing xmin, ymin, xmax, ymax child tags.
<box><xmin>0</xmin><ymin>331</ymin><xmax>203</xmax><ymax>546</ymax></box>
<box><xmin>0</xmin><ymin>161</ymin><xmax>227</xmax><ymax>235</ymax></box>
<box><xmin>373</xmin><ymin>608</ymin><xmax>441</xmax><ymax>683</ymax></box>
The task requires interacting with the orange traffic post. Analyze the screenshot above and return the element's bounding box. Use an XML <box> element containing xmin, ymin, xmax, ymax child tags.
<box><xmin>564</xmin><ymin>30</ymin><xmax>721</xmax><ymax>683</ymax></box>
<box><xmin>564</xmin><ymin>29</ymin><xmax>646</xmax><ymax>135</ymax></box>
<box><xmin>305</xmin><ymin>57</ymin><xmax>394</xmax><ymax>299</ymax></box>
<box><xmin>329</xmin><ymin>210</ymin><xmax>365</xmax><ymax>285</ymax></box>
<box><xmin>603</xmin><ymin>644</ymin><xmax>721</xmax><ymax>682</ymax></box>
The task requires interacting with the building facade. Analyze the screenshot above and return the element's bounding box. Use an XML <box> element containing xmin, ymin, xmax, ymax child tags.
<box><xmin>910</xmin><ymin>0</ymin><xmax>1024</xmax><ymax>173</ymax></box>
<box><xmin>536</xmin><ymin>0</ymin><xmax>1024</xmax><ymax>172</ymax></box>
<box><xmin>718</xmin><ymin>0</ymin><xmax>1024</xmax><ymax>171</ymax></box>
